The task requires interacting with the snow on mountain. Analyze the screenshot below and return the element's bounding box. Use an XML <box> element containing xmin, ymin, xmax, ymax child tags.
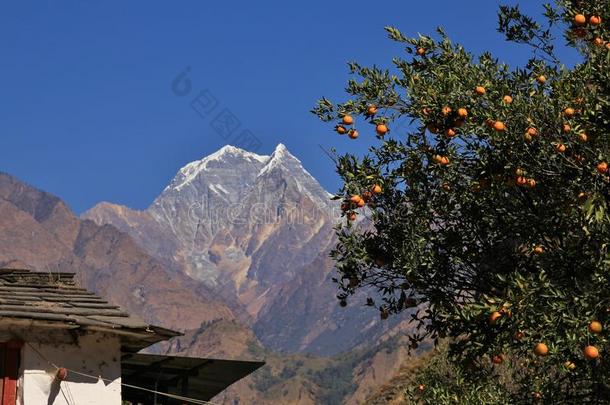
<box><xmin>83</xmin><ymin>144</ymin><xmax>397</xmax><ymax>356</ymax></box>
<box><xmin>257</xmin><ymin>144</ymin><xmax>335</xmax><ymax>211</ymax></box>
<box><xmin>257</xmin><ymin>143</ymin><xmax>290</xmax><ymax>176</ymax></box>
<box><xmin>171</xmin><ymin>145</ymin><xmax>270</xmax><ymax>192</ymax></box>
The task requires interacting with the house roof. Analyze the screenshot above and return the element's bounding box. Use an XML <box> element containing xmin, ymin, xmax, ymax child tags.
<box><xmin>0</xmin><ymin>268</ymin><xmax>180</xmax><ymax>352</ymax></box>
<box><xmin>121</xmin><ymin>353</ymin><xmax>265</xmax><ymax>403</ymax></box>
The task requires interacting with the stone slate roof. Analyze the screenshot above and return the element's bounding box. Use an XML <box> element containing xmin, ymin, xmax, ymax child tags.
<box><xmin>0</xmin><ymin>268</ymin><xmax>180</xmax><ymax>351</ymax></box>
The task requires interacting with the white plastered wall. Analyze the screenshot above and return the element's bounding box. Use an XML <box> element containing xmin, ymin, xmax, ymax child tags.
<box><xmin>18</xmin><ymin>332</ymin><xmax>122</xmax><ymax>405</ymax></box>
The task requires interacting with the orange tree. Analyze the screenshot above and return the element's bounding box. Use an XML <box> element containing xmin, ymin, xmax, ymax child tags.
<box><xmin>313</xmin><ymin>1</ymin><xmax>610</xmax><ymax>403</ymax></box>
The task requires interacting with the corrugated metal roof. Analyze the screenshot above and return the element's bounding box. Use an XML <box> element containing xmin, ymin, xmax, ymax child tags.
<box><xmin>0</xmin><ymin>269</ymin><xmax>180</xmax><ymax>351</ymax></box>
<box><xmin>121</xmin><ymin>353</ymin><xmax>265</xmax><ymax>403</ymax></box>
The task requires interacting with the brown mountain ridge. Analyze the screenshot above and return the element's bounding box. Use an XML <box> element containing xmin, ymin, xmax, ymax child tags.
<box><xmin>0</xmin><ymin>164</ymin><xmax>419</xmax><ymax>404</ymax></box>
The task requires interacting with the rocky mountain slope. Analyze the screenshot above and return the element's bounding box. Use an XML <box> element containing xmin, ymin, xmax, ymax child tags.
<box><xmin>84</xmin><ymin>144</ymin><xmax>401</xmax><ymax>355</ymax></box>
<box><xmin>0</xmin><ymin>168</ymin><xmax>420</xmax><ymax>404</ymax></box>
<box><xmin>159</xmin><ymin>318</ymin><xmax>422</xmax><ymax>405</ymax></box>
<box><xmin>0</xmin><ymin>172</ymin><xmax>233</xmax><ymax>330</ymax></box>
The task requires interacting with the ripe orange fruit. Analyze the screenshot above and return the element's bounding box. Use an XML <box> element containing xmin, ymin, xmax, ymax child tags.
<box><xmin>350</xmin><ymin>195</ymin><xmax>363</xmax><ymax>204</ymax></box>
<box><xmin>537</xmin><ymin>75</ymin><xmax>547</xmax><ymax>84</ymax></box>
<box><xmin>564</xmin><ymin>107</ymin><xmax>575</xmax><ymax>118</ymax></box>
<box><xmin>357</xmin><ymin>199</ymin><xmax>365</xmax><ymax>208</ymax></box>
<box><xmin>371</xmin><ymin>184</ymin><xmax>382</xmax><ymax>194</ymax></box>
<box><xmin>442</xmin><ymin>106</ymin><xmax>452</xmax><ymax>116</ymax></box>
<box><xmin>348</xmin><ymin>129</ymin><xmax>359</xmax><ymax>139</ymax></box>
<box><xmin>432</xmin><ymin>155</ymin><xmax>443</xmax><ymax>164</ymax></box>
<box><xmin>493</xmin><ymin>121</ymin><xmax>506</xmax><ymax>132</ymax></box>
<box><xmin>588</xmin><ymin>320</ymin><xmax>603</xmax><ymax>334</ymax></box>
<box><xmin>342</xmin><ymin>115</ymin><xmax>354</xmax><ymax>125</ymax></box>
<box><xmin>533</xmin><ymin>245</ymin><xmax>544</xmax><ymax>254</ymax></box>
<box><xmin>503</xmin><ymin>95</ymin><xmax>513</xmax><ymax>104</ymax></box>
<box><xmin>574</xmin><ymin>14</ymin><xmax>587</xmax><ymax>26</ymax></box>
<box><xmin>376</xmin><ymin>124</ymin><xmax>388</xmax><ymax>136</ymax></box>
<box><xmin>593</xmin><ymin>37</ymin><xmax>604</xmax><ymax>47</ymax></box>
<box><xmin>475</xmin><ymin>86</ymin><xmax>486</xmax><ymax>96</ymax></box>
<box><xmin>514</xmin><ymin>331</ymin><xmax>525</xmax><ymax>341</ymax></box>
<box><xmin>336</xmin><ymin>125</ymin><xmax>347</xmax><ymax>134</ymax></box>
<box><xmin>418</xmin><ymin>383</ymin><xmax>425</xmax><ymax>392</ymax></box>
<box><xmin>422</xmin><ymin>107</ymin><xmax>431</xmax><ymax>116</ymax></box>
<box><xmin>556</xmin><ymin>143</ymin><xmax>566</xmax><ymax>153</ymax></box>
<box><xmin>457</xmin><ymin>108</ymin><xmax>468</xmax><ymax>118</ymax></box>
<box><xmin>534</xmin><ymin>343</ymin><xmax>549</xmax><ymax>356</ymax></box>
<box><xmin>440</xmin><ymin>156</ymin><xmax>450</xmax><ymax>165</ymax></box>
<box><xmin>597</xmin><ymin>161</ymin><xmax>608</xmax><ymax>174</ymax></box>
<box><xmin>516</xmin><ymin>176</ymin><xmax>528</xmax><ymax>186</ymax></box>
<box><xmin>527</xmin><ymin>178</ymin><xmax>537</xmax><ymax>188</ymax></box>
<box><xmin>367</xmin><ymin>105</ymin><xmax>378</xmax><ymax>115</ymax></box>
<box><xmin>578</xmin><ymin>132</ymin><xmax>588</xmax><ymax>142</ymax></box>
<box><xmin>416</xmin><ymin>47</ymin><xmax>426</xmax><ymax>56</ymax></box>
<box><xmin>583</xmin><ymin>345</ymin><xmax>599</xmax><ymax>360</ymax></box>
<box><xmin>562</xmin><ymin>123</ymin><xmax>571</xmax><ymax>133</ymax></box>
<box><xmin>526</xmin><ymin>127</ymin><xmax>538</xmax><ymax>137</ymax></box>
<box><xmin>532</xmin><ymin>392</ymin><xmax>542</xmax><ymax>401</ymax></box>
<box><xmin>347</xmin><ymin>212</ymin><xmax>357</xmax><ymax>221</ymax></box>
<box><xmin>445</xmin><ymin>128</ymin><xmax>457</xmax><ymax>138</ymax></box>
<box><xmin>489</xmin><ymin>311</ymin><xmax>502</xmax><ymax>325</ymax></box>
<box><xmin>491</xmin><ymin>355</ymin><xmax>504</xmax><ymax>364</ymax></box>
<box><xmin>590</xmin><ymin>15</ymin><xmax>602</xmax><ymax>25</ymax></box>
<box><xmin>441</xmin><ymin>183</ymin><xmax>451</xmax><ymax>191</ymax></box>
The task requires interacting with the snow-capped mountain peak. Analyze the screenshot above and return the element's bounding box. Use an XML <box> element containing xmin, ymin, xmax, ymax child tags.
<box><xmin>258</xmin><ymin>143</ymin><xmax>303</xmax><ymax>177</ymax></box>
<box><xmin>154</xmin><ymin>143</ymin><xmax>334</xmax><ymax>215</ymax></box>
<box><xmin>273</xmin><ymin>143</ymin><xmax>288</xmax><ymax>155</ymax></box>
<box><xmin>170</xmin><ymin>145</ymin><xmax>270</xmax><ymax>191</ymax></box>
<box><xmin>80</xmin><ymin>140</ymin><xmax>377</xmax><ymax>358</ymax></box>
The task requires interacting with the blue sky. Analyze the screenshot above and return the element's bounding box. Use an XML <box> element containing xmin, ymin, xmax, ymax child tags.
<box><xmin>0</xmin><ymin>1</ymin><xmax>578</xmax><ymax>214</ymax></box>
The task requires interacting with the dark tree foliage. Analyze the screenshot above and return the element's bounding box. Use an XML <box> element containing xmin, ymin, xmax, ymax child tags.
<box><xmin>314</xmin><ymin>1</ymin><xmax>610</xmax><ymax>402</ymax></box>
